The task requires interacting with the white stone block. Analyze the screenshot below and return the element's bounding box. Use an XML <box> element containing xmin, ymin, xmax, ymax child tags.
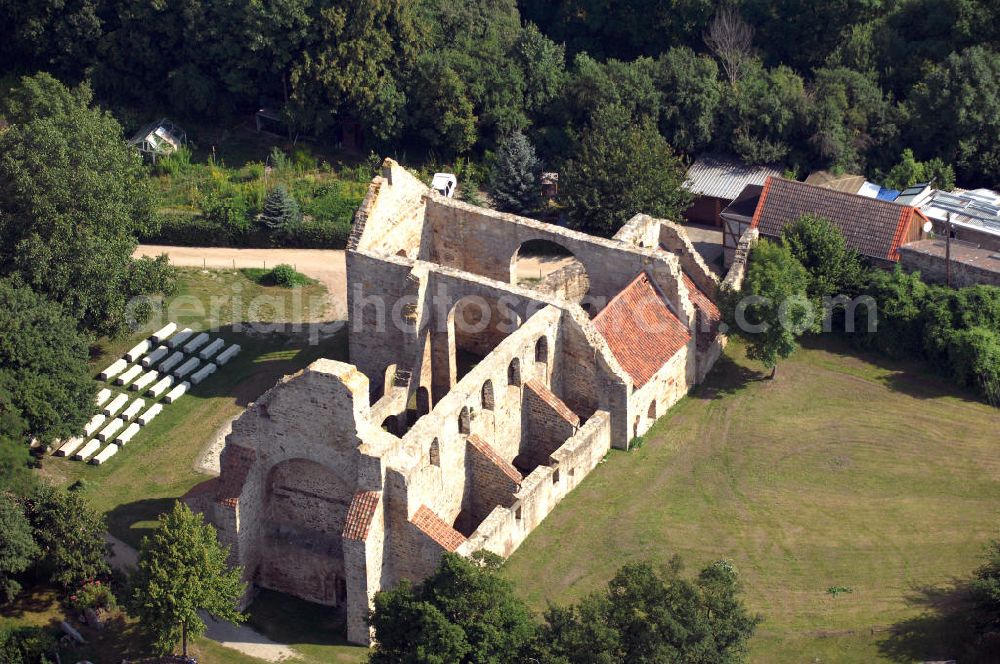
<box><xmin>131</xmin><ymin>370</ymin><xmax>159</xmax><ymax>392</ymax></box>
<box><xmin>183</xmin><ymin>332</ymin><xmax>210</xmax><ymax>353</ymax></box>
<box><xmin>73</xmin><ymin>439</ymin><xmax>101</xmax><ymax>461</ymax></box>
<box><xmin>174</xmin><ymin>356</ymin><xmax>201</xmax><ymax>378</ymax></box>
<box><xmin>103</xmin><ymin>393</ymin><xmax>129</xmax><ymax>417</ymax></box>
<box><xmin>151</xmin><ymin>322</ymin><xmax>178</xmax><ymax>344</ymax></box>
<box><xmin>158</xmin><ymin>351</ymin><xmax>185</xmax><ymax>373</ymax></box>
<box><xmin>115</xmin><ymin>423</ymin><xmax>141</xmax><ymax>446</ymax></box>
<box><xmin>166</xmin><ymin>327</ymin><xmax>194</xmax><ymax>349</ymax></box>
<box><xmin>137</xmin><ymin>403</ymin><xmax>163</xmax><ymax>425</ymax></box>
<box><xmin>142</xmin><ymin>345</ymin><xmax>170</xmax><ymax>368</ymax></box>
<box><xmin>190</xmin><ymin>362</ymin><xmax>217</xmax><ymax>385</ymax></box>
<box><xmin>97</xmin><ymin>418</ymin><xmax>124</xmax><ymax>442</ymax></box>
<box><xmin>147</xmin><ymin>375</ymin><xmax>175</xmax><ymax>398</ymax></box>
<box><xmin>164</xmin><ymin>381</ymin><xmax>190</xmax><ymax>404</ymax></box>
<box><xmin>91</xmin><ymin>443</ymin><xmax>119</xmax><ymax>465</ymax></box>
<box><xmin>56</xmin><ymin>437</ymin><xmax>85</xmax><ymax>457</ymax></box>
<box><xmin>95</xmin><ymin>388</ymin><xmax>112</xmax><ymax>406</ymax></box>
<box><xmin>114</xmin><ymin>364</ymin><xmax>142</xmax><ymax>386</ymax></box>
<box><xmin>84</xmin><ymin>413</ymin><xmax>107</xmax><ymax>436</ymax></box>
<box><xmin>125</xmin><ymin>339</ymin><xmax>152</xmax><ymax>362</ymax></box>
<box><xmin>198</xmin><ymin>338</ymin><xmax>226</xmax><ymax>360</ymax></box>
<box><xmin>120</xmin><ymin>398</ymin><xmax>146</xmax><ymax>421</ymax></box>
<box><xmin>99</xmin><ymin>359</ymin><xmax>128</xmax><ymax>381</ymax></box>
<box><xmin>216</xmin><ymin>344</ymin><xmax>242</xmax><ymax>366</ymax></box>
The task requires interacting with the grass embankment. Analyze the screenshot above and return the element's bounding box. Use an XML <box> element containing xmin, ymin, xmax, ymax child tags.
<box><xmin>504</xmin><ymin>337</ymin><xmax>1000</xmax><ymax>663</ymax></box>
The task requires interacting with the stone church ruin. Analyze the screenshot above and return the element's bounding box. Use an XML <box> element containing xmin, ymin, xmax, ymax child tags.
<box><xmin>186</xmin><ymin>159</ymin><xmax>751</xmax><ymax>645</ymax></box>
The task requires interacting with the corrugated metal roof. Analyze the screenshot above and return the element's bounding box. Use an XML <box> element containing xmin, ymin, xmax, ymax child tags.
<box><xmin>921</xmin><ymin>189</ymin><xmax>1000</xmax><ymax>237</ymax></box>
<box><xmin>684</xmin><ymin>154</ymin><xmax>783</xmax><ymax>201</ymax></box>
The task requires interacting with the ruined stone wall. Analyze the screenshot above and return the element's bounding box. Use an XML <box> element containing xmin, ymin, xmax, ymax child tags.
<box><xmin>532</xmin><ymin>262</ymin><xmax>590</xmax><ymax>302</ymax></box>
<box><xmin>423</xmin><ymin>196</ymin><xmax>686</xmax><ymax>306</ymax></box>
<box><xmin>899</xmin><ymin>246</ymin><xmax>1000</xmax><ymax>288</ymax></box>
<box><xmin>460</xmin><ymin>410</ymin><xmax>612</xmax><ymax>558</ymax></box>
<box><xmin>628</xmin><ymin>347</ymin><xmax>690</xmax><ymax>441</ymax></box>
<box><xmin>351</xmin><ymin>159</ymin><xmax>428</xmax><ymax>257</ymax></box>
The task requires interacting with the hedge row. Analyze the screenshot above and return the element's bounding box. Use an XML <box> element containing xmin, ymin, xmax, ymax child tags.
<box><xmin>142</xmin><ymin>213</ymin><xmax>352</xmax><ymax>249</ymax></box>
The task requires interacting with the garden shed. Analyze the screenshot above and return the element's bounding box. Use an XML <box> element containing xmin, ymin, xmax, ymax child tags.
<box><xmin>129</xmin><ymin>118</ymin><xmax>187</xmax><ymax>162</ymax></box>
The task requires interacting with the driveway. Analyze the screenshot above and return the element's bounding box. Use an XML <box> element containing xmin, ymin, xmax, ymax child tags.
<box><xmin>135</xmin><ymin>245</ymin><xmax>347</xmax><ymax>318</ymax></box>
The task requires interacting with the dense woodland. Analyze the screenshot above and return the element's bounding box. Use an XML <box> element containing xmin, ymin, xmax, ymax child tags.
<box><xmin>2</xmin><ymin>0</ymin><xmax>1000</xmax><ymax>188</ymax></box>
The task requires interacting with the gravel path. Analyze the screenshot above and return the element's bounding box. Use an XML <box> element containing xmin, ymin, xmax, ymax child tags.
<box><xmin>135</xmin><ymin>245</ymin><xmax>347</xmax><ymax>319</ymax></box>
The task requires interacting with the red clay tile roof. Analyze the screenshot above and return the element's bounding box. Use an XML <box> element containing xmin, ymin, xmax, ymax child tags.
<box><xmin>683</xmin><ymin>273</ymin><xmax>721</xmax><ymax>352</ymax></box>
<box><xmin>523</xmin><ymin>379</ymin><xmax>580</xmax><ymax>427</ymax></box>
<box><xmin>593</xmin><ymin>273</ymin><xmax>691</xmax><ymax>387</ymax></box>
<box><xmin>751</xmin><ymin>176</ymin><xmax>918</xmax><ymax>262</ymax></box>
<box><xmin>216</xmin><ymin>445</ymin><xmax>257</xmax><ymax>509</ymax></box>
<box><xmin>343</xmin><ymin>490</ymin><xmax>381</xmax><ymax>541</ymax></box>
<box><xmin>411</xmin><ymin>505</ymin><xmax>466</xmax><ymax>552</ymax></box>
<box><xmin>467</xmin><ymin>435</ymin><xmax>523</xmax><ymax>484</ymax></box>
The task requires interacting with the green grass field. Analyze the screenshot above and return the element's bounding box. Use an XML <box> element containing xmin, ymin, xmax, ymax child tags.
<box><xmin>24</xmin><ymin>271</ymin><xmax>1000</xmax><ymax>663</ymax></box>
<box><xmin>42</xmin><ymin>267</ymin><xmax>340</xmax><ymax>549</ymax></box>
<box><xmin>504</xmin><ymin>337</ymin><xmax>1000</xmax><ymax>662</ymax></box>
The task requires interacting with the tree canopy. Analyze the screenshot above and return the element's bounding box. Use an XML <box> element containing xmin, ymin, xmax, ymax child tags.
<box><xmin>369</xmin><ymin>552</ymin><xmax>539</xmax><ymax>663</ymax></box>
<box><xmin>130</xmin><ymin>502</ymin><xmax>246</xmax><ymax>656</ymax></box>
<box><xmin>0</xmin><ymin>73</ymin><xmax>170</xmax><ymax>337</ymax></box>
<box><xmin>721</xmin><ymin>240</ymin><xmax>814</xmax><ymax>377</ymax></box>
<box><xmin>561</xmin><ymin>104</ymin><xmax>691</xmax><ymax>237</ymax></box>
<box><xmin>487</xmin><ymin>131</ymin><xmax>543</xmax><ymax>214</ymax></box>
<box><xmin>0</xmin><ymin>280</ymin><xmax>94</xmax><ymax>442</ymax></box>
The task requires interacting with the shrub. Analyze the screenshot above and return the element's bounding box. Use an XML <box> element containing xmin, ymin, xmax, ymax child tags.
<box><xmin>153</xmin><ymin>146</ymin><xmax>192</xmax><ymax>177</ymax></box>
<box><xmin>67</xmin><ymin>579</ymin><xmax>116</xmax><ymax>613</ymax></box>
<box><xmin>201</xmin><ymin>194</ymin><xmax>250</xmax><ymax>235</ymax></box>
<box><xmin>270</xmin><ymin>264</ymin><xmax>300</xmax><ymax>288</ymax></box>
<box><xmin>948</xmin><ymin>327</ymin><xmax>1000</xmax><ymax>405</ymax></box>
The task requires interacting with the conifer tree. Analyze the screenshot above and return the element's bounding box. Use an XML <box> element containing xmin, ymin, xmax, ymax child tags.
<box><xmin>487</xmin><ymin>131</ymin><xmax>543</xmax><ymax>215</ymax></box>
<box><xmin>259</xmin><ymin>185</ymin><xmax>301</xmax><ymax>231</ymax></box>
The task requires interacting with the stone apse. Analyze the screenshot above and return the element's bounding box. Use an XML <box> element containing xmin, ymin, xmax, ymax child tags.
<box><xmin>186</xmin><ymin>159</ymin><xmax>751</xmax><ymax>645</ymax></box>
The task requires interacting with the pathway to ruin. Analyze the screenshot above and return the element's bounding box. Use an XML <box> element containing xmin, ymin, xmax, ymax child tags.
<box><xmin>134</xmin><ymin>245</ymin><xmax>348</xmax><ymax>319</ymax></box>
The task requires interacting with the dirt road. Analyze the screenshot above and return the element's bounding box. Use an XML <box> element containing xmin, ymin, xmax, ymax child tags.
<box><xmin>135</xmin><ymin>245</ymin><xmax>347</xmax><ymax>317</ymax></box>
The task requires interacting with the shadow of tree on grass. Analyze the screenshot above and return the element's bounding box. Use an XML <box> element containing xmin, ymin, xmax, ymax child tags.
<box><xmin>877</xmin><ymin>582</ymin><xmax>1000</xmax><ymax>663</ymax></box>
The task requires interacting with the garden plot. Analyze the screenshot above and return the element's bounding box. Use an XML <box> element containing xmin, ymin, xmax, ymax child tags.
<box><xmin>58</xmin><ymin>323</ymin><xmax>241</xmax><ymax>465</ymax></box>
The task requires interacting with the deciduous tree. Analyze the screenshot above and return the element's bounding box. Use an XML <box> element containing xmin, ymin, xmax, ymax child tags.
<box><xmin>22</xmin><ymin>484</ymin><xmax>109</xmax><ymax>590</ymax></box>
<box><xmin>780</xmin><ymin>215</ymin><xmax>865</xmax><ymax>298</ymax></box>
<box><xmin>561</xmin><ymin>104</ymin><xmax>691</xmax><ymax>237</ymax></box>
<box><xmin>130</xmin><ymin>502</ymin><xmax>246</xmax><ymax>657</ymax></box>
<box><xmin>721</xmin><ymin>240</ymin><xmax>814</xmax><ymax>378</ymax></box>
<box><xmin>0</xmin><ymin>494</ymin><xmax>38</xmax><ymax>603</ymax></box>
<box><xmin>369</xmin><ymin>552</ymin><xmax>540</xmax><ymax>663</ymax></box>
<box><xmin>0</xmin><ymin>280</ymin><xmax>94</xmax><ymax>442</ymax></box>
<box><xmin>0</xmin><ymin>74</ymin><xmax>170</xmax><ymax>337</ymax></box>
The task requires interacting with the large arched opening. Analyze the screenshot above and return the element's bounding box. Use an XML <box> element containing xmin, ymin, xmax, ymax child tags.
<box><xmin>258</xmin><ymin>458</ymin><xmax>355</xmax><ymax>607</ymax></box>
<box><xmin>510</xmin><ymin>239</ymin><xmax>590</xmax><ymax>303</ymax></box>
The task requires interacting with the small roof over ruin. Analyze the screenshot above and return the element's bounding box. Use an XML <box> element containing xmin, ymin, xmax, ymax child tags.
<box><xmin>593</xmin><ymin>273</ymin><xmax>691</xmax><ymax>388</ymax></box>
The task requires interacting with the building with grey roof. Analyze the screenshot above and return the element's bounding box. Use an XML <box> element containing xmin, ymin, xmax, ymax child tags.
<box><xmin>683</xmin><ymin>154</ymin><xmax>782</xmax><ymax>227</ymax></box>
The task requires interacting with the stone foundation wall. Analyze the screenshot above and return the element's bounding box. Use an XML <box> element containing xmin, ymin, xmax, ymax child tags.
<box><xmin>899</xmin><ymin>246</ymin><xmax>1000</xmax><ymax>288</ymax></box>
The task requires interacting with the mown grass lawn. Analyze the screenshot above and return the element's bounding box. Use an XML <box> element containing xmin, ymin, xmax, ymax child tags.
<box><xmin>504</xmin><ymin>336</ymin><xmax>1000</xmax><ymax>663</ymax></box>
<box><xmin>41</xmin><ymin>267</ymin><xmax>341</xmax><ymax>549</ymax></box>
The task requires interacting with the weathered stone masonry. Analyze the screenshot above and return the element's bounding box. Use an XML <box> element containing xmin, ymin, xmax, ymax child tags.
<box><xmin>186</xmin><ymin>159</ymin><xmax>748</xmax><ymax>645</ymax></box>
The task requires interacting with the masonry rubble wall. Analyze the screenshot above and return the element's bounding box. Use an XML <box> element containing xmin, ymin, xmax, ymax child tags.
<box><xmin>193</xmin><ymin>158</ymin><xmax>748</xmax><ymax>648</ymax></box>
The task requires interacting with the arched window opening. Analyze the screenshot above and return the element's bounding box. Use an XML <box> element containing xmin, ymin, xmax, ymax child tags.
<box><xmin>417</xmin><ymin>386</ymin><xmax>430</xmax><ymax>415</ymax></box>
<box><xmin>507</xmin><ymin>358</ymin><xmax>521</xmax><ymax>386</ymax></box>
<box><xmin>535</xmin><ymin>336</ymin><xmax>548</xmax><ymax>364</ymax></box>
<box><xmin>429</xmin><ymin>438</ymin><xmax>440</xmax><ymax>467</ymax></box>
<box><xmin>481</xmin><ymin>380</ymin><xmax>495</xmax><ymax>410</ymax></box>
<box><xmin>647</xmin><ymin>401</ymin><xmax>657</xmax><ymax>420</ymax></box>
<box><xmin>459</xmin><ymin>407</ymin><xmax>471</xmax><ymax>435</ymax></box>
